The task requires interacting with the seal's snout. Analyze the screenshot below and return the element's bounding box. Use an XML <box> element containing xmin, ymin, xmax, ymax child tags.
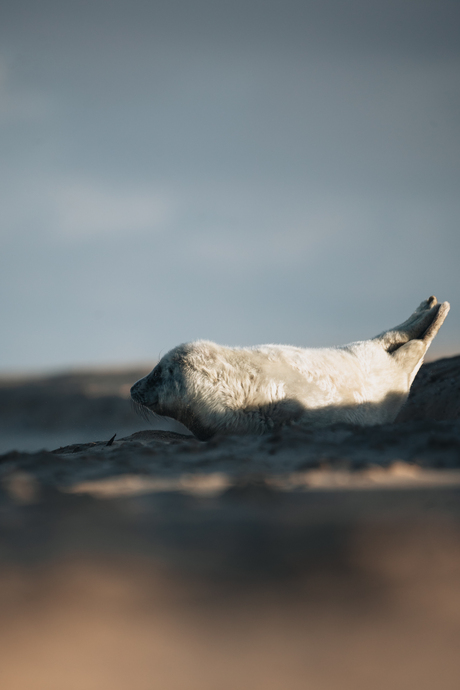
<box><xmin>130</xmin><ymin>380</ymin><xmax>145</xmax><ymax>404</ymax></box>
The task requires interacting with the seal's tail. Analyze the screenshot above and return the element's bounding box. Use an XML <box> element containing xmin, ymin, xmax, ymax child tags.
<box><xmin>374</xmin><ymin>296</ymin><xmax>450</xmax><ymax>381</ymax></box>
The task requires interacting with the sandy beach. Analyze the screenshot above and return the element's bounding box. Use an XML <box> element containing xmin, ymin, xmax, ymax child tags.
<box><xmin>1</xmin><ymin>355</ymin><xmax>460</xmax><ymax>689</ymax></box>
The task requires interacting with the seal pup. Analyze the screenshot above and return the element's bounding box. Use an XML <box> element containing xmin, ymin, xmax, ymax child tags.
<box><xmin>131</xmin><ymin>296</ymin><xmax>450</xmax><ymax>440</ymax></box>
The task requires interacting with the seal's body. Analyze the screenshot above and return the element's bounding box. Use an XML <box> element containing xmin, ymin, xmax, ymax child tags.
<box><xmin>131</xmin><ymin>296</ymin><xmax>450</xmax><ymax>440</ymax></box>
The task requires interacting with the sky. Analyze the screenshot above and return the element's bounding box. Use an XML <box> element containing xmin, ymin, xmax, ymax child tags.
<box><xmin>1</xmin><ymin>0</ymin><xmax>459</xmax><ymax>372</ymax></box>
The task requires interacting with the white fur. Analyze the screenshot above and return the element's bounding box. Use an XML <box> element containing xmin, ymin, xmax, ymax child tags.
<box><xmin>131</xmin><ymin>296</ymin><xmax>450</xmax><ymax>440</ymax></box>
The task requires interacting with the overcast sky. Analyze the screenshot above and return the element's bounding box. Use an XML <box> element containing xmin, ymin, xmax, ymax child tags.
<box><xmin>1</xmin><ymin>0</ymin><xmax>459</xmax><ymax>372</ymax></box>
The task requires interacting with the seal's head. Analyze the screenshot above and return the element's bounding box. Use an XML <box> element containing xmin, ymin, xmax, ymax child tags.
<box><xmin>130</xmin><ymin>341</ymin><xmax>228</xmax><ymax>440</ymax></box>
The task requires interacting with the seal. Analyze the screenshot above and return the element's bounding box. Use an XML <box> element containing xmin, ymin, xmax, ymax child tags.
<box><xmin>131</xmin><ymin>296</ymin><xmax>450</xmax><ymax>440</ymax></box>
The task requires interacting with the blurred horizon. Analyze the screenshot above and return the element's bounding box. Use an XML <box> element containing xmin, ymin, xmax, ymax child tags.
<box><xmin>1</xmin><ymin>0</ymin><xmax>459</xmax><ymax>373</ymax></box>
<box><xmin>0</xmin><ymin>345</ymin><xmax>458</xmax><ymax>380</ymax></box>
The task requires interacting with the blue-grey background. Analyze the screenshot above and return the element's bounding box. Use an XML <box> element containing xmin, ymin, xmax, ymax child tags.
<box><xmin>1</xmin><ymin>0</ymin><xmax>459</xmax><ymax>372</ymax></box>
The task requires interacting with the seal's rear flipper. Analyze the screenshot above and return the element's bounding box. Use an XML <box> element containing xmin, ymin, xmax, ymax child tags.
<box><xmin>392</xmin><ymin>340</ymin><xmax>426</xmax><ymax>378</ymax></box>
<box><xmin>382</xmin><ymin>298</ymin><xmax>450</xmax><ymax>383</ymax></box>
<box><xmin>418</xmin><ymin>300</ymin><xmax>450</xmax><ymax>348</ymax></box>
<box><xmin>374</xmin><ymin>296</ymin><xmax>450</xmax><ymax>353</ymax></box>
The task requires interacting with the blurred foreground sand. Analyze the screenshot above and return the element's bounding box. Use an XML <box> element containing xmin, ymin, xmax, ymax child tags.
<box><xmin>1</xmin><ymin>486</ymin><xmax>460</xmax><ymax>690</ymax></box>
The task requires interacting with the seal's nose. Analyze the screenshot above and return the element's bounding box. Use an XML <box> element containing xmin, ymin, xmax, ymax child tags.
<box><xmin>130</xmin><ymin>381</ymin><xmax>143</xmax><ymax>403</ymax></box>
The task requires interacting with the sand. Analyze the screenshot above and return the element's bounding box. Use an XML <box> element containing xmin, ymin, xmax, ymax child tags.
<box><xmin>1</xmin><ymin>356</ymin><xmax>460</xmax><ymax>689</ymax></box>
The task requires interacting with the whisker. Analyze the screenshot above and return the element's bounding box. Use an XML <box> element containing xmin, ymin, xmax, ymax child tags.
<box><xmin>130</xmin><ymin>399</ymin><xmax>159</xmax><ymax>424</ymax></box>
